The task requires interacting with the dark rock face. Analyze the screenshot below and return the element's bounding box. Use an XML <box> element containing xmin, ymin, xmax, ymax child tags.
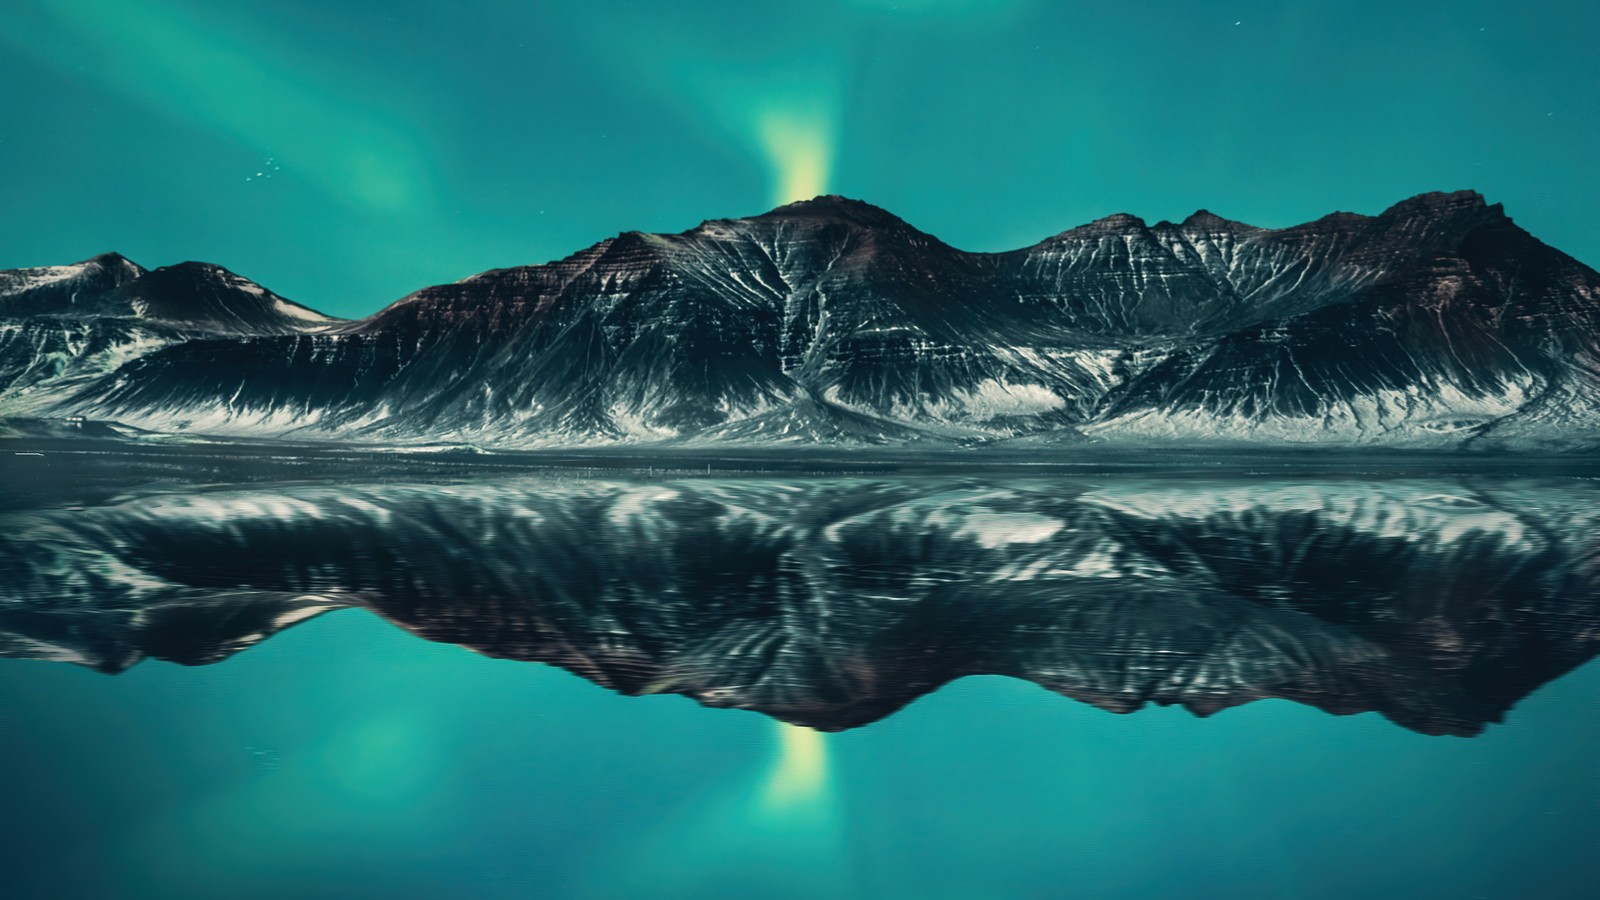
<box><xmin>3</xmin><ymin>191</ymin><xmax>1598</xmax><ymax>447</ymax></box>
<box><xmin>3</xmin><ymin>475</ymin><xmax>1596</xmax><ymax>735</ymax></box>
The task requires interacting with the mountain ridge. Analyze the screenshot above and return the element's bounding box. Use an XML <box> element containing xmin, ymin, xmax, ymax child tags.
<box><xmin>2</xmin><ymin>190</ymin><xmax>1597</xmax><ymax>450</ymax></box>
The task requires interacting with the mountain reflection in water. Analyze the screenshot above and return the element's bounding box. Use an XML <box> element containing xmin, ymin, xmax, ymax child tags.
<box><xmin>4</xmin><ymin>473</ymin><xmax>1596</xmax><ymax>736</ymax></box>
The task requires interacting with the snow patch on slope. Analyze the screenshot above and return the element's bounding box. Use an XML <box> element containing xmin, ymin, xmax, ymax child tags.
<box><xmin>272</xmin><ymin>298</ymin><xmax>334</xmax><ymax>323</ymax></box>
<box><xmin>919</xmin><ymin>379</ymin><xmax>1066</xmax><ymax>422</ymax></box>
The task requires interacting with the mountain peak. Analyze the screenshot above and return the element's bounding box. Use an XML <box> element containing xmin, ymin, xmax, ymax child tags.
<box><xmin>756</xmin><ymin>195</ymin><xmax>907</xmax><ymax>228</ymax></box>
<box><xmin>1181</xmin><ymin>209</ymin><xmax>1254</xmax><ymax>231</ymax></box>
<box><xmin>122</xmin><ymin>262</ymin><xmax>336</xmax><ymax>331</ymax></box>
<box><xmin>1040</xmin><ymin>212</ymin><xmax>1150</xmax><ymax>242</ymax></box>
<box><xmin>1379</xmin><ymin>190</ymin><xmax>1491</xmax><ymax>219</ymax></box>
<box><xmin>1082</xmin><ymin>212</ymin><xmax>1150</xmax><ymax>233</ymax></box>
<box><xmin>79</xmin><ymin>251</ymin><xmax>143</xmax><ymax>272</ymax></box>
<box><xmin>135</xmin><ymin>261</ymin><xmax>253</xmax><ymax>292</ymax></box>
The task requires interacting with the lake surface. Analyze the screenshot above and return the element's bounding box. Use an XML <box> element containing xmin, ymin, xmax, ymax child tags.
<box><xmin>2</xmin><ymin>450</ymin><xmax>1597</xmax><ymax>899</ymax></box>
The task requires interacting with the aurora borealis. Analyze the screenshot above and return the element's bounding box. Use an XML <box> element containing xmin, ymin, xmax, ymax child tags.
<box><xmin>3</xmin><ymin>1</ymin><xmax>1597</xmax><ymax>319</ymax></box>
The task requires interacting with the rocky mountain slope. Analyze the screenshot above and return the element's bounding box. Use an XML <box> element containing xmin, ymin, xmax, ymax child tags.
<box><xmin>3</xmin><ymin>191</ymin><xmax>1597</xmax><ymax>449</ymax></box>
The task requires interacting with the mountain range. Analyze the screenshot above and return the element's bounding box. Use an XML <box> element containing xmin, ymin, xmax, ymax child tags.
<box><xmin>4</xmin><ymin>190</ymin><xmax>1598</xmax><ymax>449</ymax></box>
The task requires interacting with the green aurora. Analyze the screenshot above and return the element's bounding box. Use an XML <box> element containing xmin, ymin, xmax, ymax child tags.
<box><xmin>3</xmin><ymin>0</ymin><xmax>1597</xmax><ymax>319</ymax></box>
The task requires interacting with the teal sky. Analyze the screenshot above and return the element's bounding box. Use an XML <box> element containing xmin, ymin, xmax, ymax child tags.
<box><xmin>2</xmin><ymin>0</ymin><xmax>1596</xmax><ymax>319</ymax></box>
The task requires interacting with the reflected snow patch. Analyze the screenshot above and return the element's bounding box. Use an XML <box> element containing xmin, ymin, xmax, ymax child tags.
<box><xmin>953</xmin><ymin>511</ymin><xmax>1065</xmax><ymax>549</ymax></box>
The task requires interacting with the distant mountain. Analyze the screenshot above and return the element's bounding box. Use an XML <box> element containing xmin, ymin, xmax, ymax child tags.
<box><xmin>0</xmin><ymin>253</ymin><xmax>334</xmax><ymax>417</ymax></box>
<box><xmin>3</xmin><ymin>191</ymin><xmax>1597</xmax><ymax>449</ymax></box>
<box><xmin>0</xmin><ymin>252</ymin><xmax>330</xmax><ymax>331</ymax></box>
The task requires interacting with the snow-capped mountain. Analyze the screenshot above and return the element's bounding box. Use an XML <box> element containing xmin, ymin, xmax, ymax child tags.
<box><xmin>0</xmin><ymin>253</ymin><xmax>335</xmax><ymax>416</ymax></box>
<box><xmin>3</xmin><ymin>191</ymin><xmax>1597</xmax><ymax>448</ymax></box>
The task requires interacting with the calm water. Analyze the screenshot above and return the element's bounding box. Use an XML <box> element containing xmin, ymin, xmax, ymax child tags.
<box><xmin>2</xmin><ymin>460</ymin><xmax>1597</xmax><ymax>899</ymax></box>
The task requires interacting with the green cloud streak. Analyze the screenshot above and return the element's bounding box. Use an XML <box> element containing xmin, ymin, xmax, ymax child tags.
<box><xmin>16</xmin><ymin>0</ymin><xmax>434</xmax><ymax>213</ymax></box>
